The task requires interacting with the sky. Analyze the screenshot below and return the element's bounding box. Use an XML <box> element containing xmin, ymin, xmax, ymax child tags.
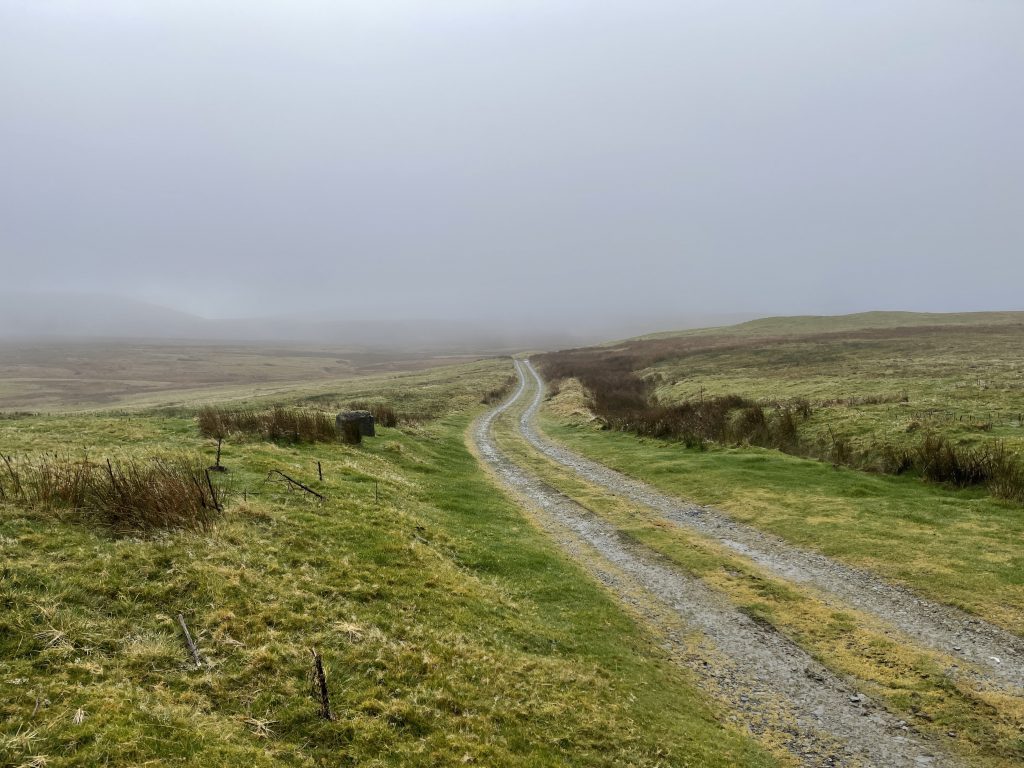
<box><xmin>2</xmin><ymin>0</ymin><xmax>1022</xmax><ymax>331</ymax></box>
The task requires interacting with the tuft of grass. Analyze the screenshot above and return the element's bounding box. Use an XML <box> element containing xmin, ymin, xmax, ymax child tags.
<box><xmin>198</xmin><ymin>406</ymin><xmax>336</xmax><ymax>443</ymax></box>
<box><xmin>0</xmin><ymin>453</ymin><xmax>225</xmax><ymax>533</ymax></box>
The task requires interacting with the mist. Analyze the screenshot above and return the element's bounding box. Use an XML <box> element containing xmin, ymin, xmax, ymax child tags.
<box><xmin>2</xmin><ymin>0</ymin><xmax>1022</xmax><ymax>341</ymax></box>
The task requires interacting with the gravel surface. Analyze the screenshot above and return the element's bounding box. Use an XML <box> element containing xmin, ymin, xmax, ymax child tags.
<box><xmin>518</xmin><ymin>359</ymin><xmax>1024</xmax><ymax>694</ymax></box>
<box><xmin>474</xmin><ymin>362</ymin><xmax>960</xmax><ymax>767</ymax></box>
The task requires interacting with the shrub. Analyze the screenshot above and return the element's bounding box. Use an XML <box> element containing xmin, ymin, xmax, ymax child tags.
<box><xmin>905</xmin><ymin>436</ymin><xmax>1024</xmax><ymax>496</ymax></box>
<box><xmin>771</xmin><ymin>408</ymin><xmax>801</xmax><ymax>450</ymax></box>
<box><xmin>828</xmin><ymin>434</ymin><xmax>854</xmax><ymax>467</ymax></box>
<box><xmin>731</xmin><ymin>405</ymin><xmax>769</xmax><ymax>445</ymax></box>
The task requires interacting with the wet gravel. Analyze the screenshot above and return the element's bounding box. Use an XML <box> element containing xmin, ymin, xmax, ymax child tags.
<box><xmin>474</xmin><ymin>362</ymin><xmax>961</xmax><ymax>767</ymax></box>
<box><xmin>518</xmin><ymin>359</ymin><xmax>1024</xmax><ymax>695</ymax></box>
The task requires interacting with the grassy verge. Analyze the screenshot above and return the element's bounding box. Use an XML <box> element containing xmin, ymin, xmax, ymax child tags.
<box><xmin>491</xmin><ymin>387</ymin><xmax>1024</xmax><ymax>766</ymax></box>
<box><xmin>539</xmin><ymin>407</ymin><xmax>1024</xmax><ymax>637</ymax></box>
<box><xmin>0</xmin><ymin>360</ymin><xmax>773</xmax><ymax>767</ymax></box>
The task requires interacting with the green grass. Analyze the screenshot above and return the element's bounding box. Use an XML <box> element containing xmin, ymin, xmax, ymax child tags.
<box><xmin>539</xmin><ymin>415</ymin><xmax>1024</xmax><ymax>635</ymax></box>
<box><xmin>0</xmin><ymin>359</ymin><xmax>774</xmax><ymax>767</ymax></box>
<box><xmin>492</xmin><ymin>401</ymin><xmax>1024</xmax><ymax>766</ymax></box>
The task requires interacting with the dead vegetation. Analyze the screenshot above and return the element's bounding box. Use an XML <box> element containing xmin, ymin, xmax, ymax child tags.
<box><xmin>481</xmin><ymin>374</ymin><xmax>518</xmax><ymax>405</ymax></box>
<box><xmin>346</xmin><ymin>402</ymin><xmax>398</xmax><ymax>428</ymax></box>
<box><xmin>538</xmin><ymin>351</ymin><xmax>810</xmax><ymax>452</ymax></box>
<box><xmin>878</xmin><ymin>435</ymin><xmax>1024</xmax><ymax>496</ymax></box>
<box><xmin>0</xmin><ymin>453</ymin><xmax>226</xmax><ymax>532</ymax></box>
<box><xmin>197</xmin><ymin>406</ymin><xmax>335</xmax><ymax>443</ymax></box>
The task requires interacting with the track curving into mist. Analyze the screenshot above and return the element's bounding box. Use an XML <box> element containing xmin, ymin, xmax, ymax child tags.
<box><xmin>473</xmin><ymin>359</ymin><xmax>962</xmax><ymax>768</ymax></box>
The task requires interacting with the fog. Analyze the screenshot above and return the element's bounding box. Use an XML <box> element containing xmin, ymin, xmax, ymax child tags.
<box><xmin>2</xmin><ymin>1</ymin><xmax>1022</xmax><ymax>343</ymax></box>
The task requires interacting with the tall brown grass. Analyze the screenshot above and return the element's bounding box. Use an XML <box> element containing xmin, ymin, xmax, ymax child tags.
<box><xmin>0</xmin><ymin>454</ymin><xmax>226</xmax><ymax>532</ymax></box>
<box><xmin>346</xmin><ymin>402</ymin><xmax>398</xmax><ymax>428</ymax></box>
<box><xmin>198</xmin><ymin>406</ymin><xmax>335</xmax><ymax>443</ymax></box>
<box><xmin>482</xmin><ymin>375</ymin><xmax>518</xmax><ymax>405</ymax></box>
<box><xmin>371</xmin><ymin>404</ymin><xmax>398</xmax><ymax>428</ymax></box>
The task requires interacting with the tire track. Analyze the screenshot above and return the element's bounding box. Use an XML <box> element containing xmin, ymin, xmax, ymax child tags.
<box><xmin>518</xmin><ymin>359</ymin><xmax>1024</xmax><ymax>694</ymax></box>
<box><xmin>474</xmin><ymin>361</ymin><xmax>956</xmax><ymax>767</ymax></box>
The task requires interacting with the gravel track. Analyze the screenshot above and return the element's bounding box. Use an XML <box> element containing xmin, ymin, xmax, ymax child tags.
<box><xmin>474</xmin><ymin>362</ymin><xmax>958</xmax><ymax>767</ymax></box>
<box><xmin>518</xmin><ymin>359</ymin><xmax>1024</xmax><ymax>694</ymax></box>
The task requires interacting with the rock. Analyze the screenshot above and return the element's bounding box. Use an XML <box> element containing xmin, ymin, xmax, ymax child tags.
<box><xmin>336</xmin><ymin>410</ymin><xmax>375</xmax><ymax>437</ymax></box>
<box><xmin>805</xmin><ymin>667</ymin><xmax>825</xmax><ymax>682</ymax></box>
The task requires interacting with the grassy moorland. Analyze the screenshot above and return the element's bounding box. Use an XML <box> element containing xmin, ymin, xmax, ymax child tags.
<box><xmin>651</xmin><ymin>318</ymin><xmax>1024</xmax><ymax>458</ymax></box>
<box><xmin>0</xmin><ymin>358</ymin><xmax>773</xmax><ymax>767</ymax></box>
<box><xmin>535</xmin><ymin>313</ymin><xmax>1024</xmax><ymax>635</ymax></box>
<box><xmin>638</xmin><ymin>310</ymin><xmax>1024</xmax><ymax>341</ymax></box>
<box><xmin>0</xmin><ymin>340</ymin><xmax>484</xmax><ymax>411</ymax></box>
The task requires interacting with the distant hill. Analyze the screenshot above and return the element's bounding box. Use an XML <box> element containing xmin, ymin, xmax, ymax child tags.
<box><xmin>0</xmin><ymin>293</ymin><xmax>524</xmax><ymax>350</ymax></box>
<box><xmin>0</xmin><ymin>293</ymin><xmax>207</xmax><ymax>339</ymax></box>
<box><xmin>0</xmin><ymin>292</ymin><xmax>758</xmax><ymax>351</ymax></box>
<box><xmin>635</xmin><ymin>310</ymin><xmax>1024</xmax><ymax>342</ymax></box>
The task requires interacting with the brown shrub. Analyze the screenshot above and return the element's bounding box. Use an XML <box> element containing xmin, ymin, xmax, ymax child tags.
<box><xmin>0</xmin><ymin>454</ymin><xmax>226</xmax><ymax>533</ymax></box>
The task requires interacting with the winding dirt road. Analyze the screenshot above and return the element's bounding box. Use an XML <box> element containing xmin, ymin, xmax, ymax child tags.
<box><xmin>473</xmin><ymin>359</ymin><xmax>973</xmax><ymax>767</ymax></box>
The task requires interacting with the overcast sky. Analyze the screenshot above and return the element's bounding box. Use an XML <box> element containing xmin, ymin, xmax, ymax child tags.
<box><xmin>2</xmin><ymin>0</ymin><xmax>1022</xmax><ymax>327</ymax></box>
